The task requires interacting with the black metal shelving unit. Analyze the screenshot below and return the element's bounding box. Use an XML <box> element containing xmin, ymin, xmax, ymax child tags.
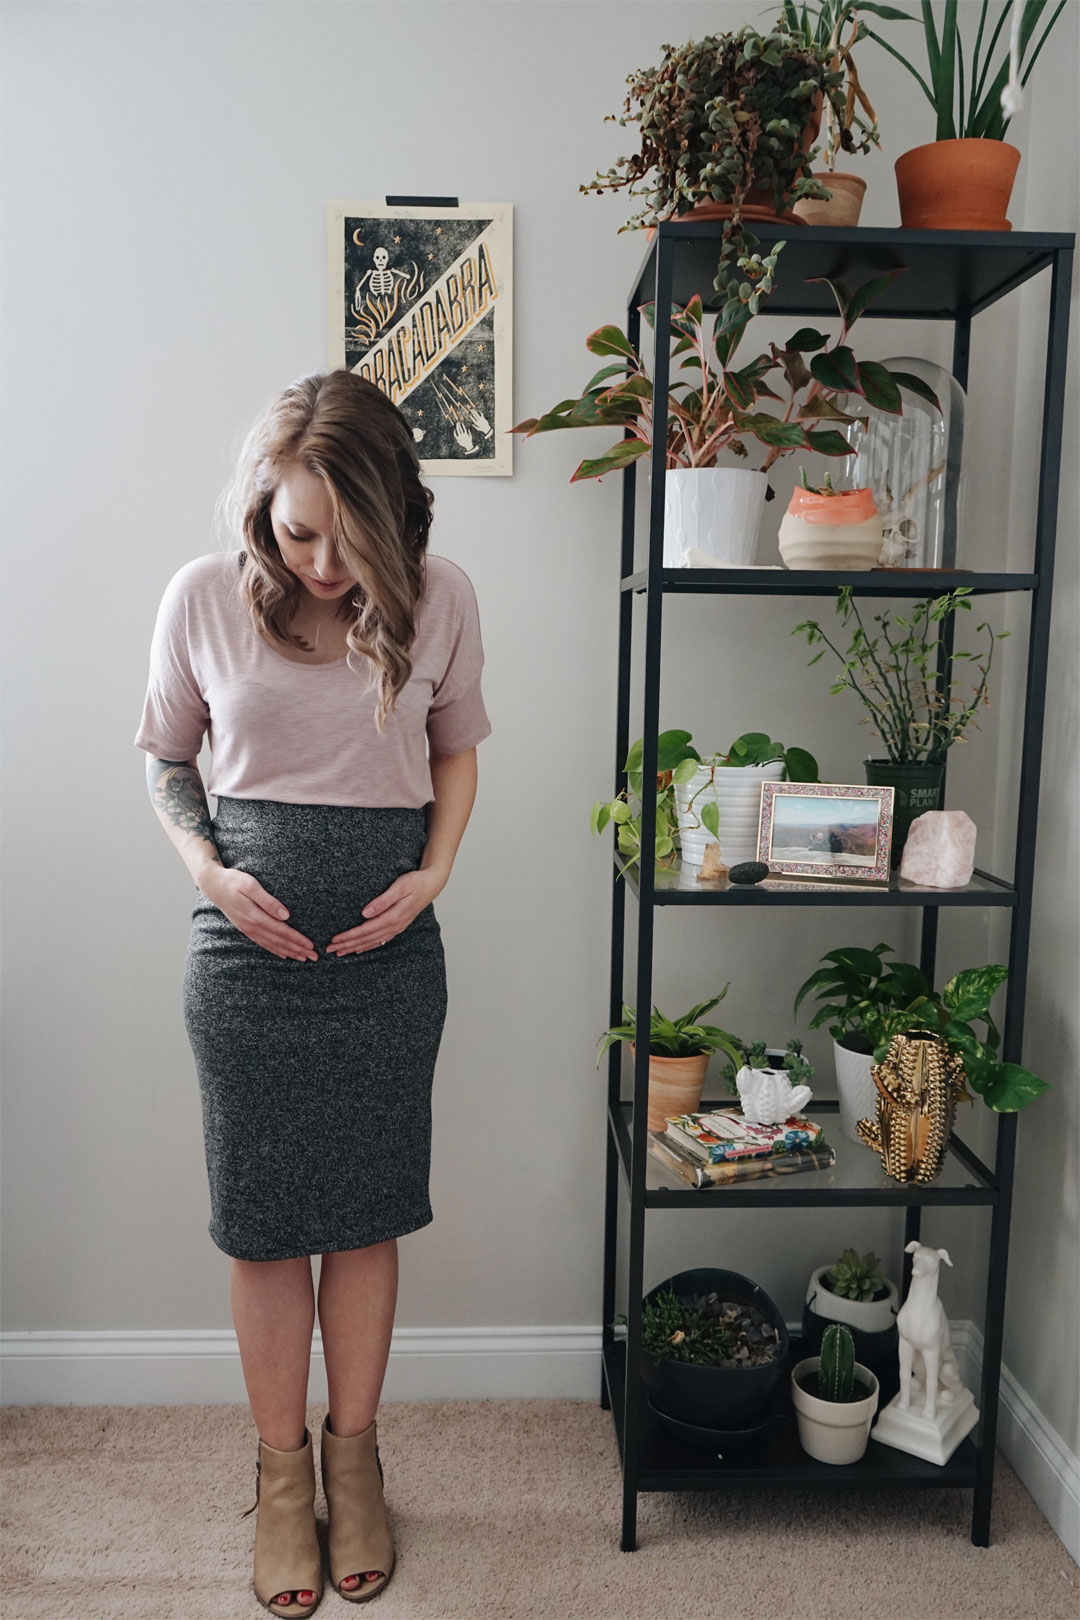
<box><xmin>599</xmin><ymin>222</ymin><xmax>1074</xmax><ymax>1550</ymax></box>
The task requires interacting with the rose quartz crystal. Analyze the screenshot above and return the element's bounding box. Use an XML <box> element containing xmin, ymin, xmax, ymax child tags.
<box><xmin>900</xmin><ymin>810</ymin><xmax>977</xmax><ymax>888</ymax></box>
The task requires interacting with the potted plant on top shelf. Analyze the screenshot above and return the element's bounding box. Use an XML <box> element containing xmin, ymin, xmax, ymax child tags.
<box><xmin>578</xmin><ymin>22</ymin><xmax>849</xmax><ymax>273</ymax></box>
<box><xmin>793</xmin><ymin>584</ymin><xmax>1008</xmax><ymax>857</ymax></box>
<box><xmin>865</xmin><ymin>0</ymin><xmax>1069</xmax><ymax>229</ymax></box>
<box><xmin>773</xmin><ymin>1</ymin><xmax>884</xmax><ymax>225</ymax></box>
<box><xmin>511</xmin><ymin>251</ymin><xmax>937</xmax><ymax>569</ymax></box>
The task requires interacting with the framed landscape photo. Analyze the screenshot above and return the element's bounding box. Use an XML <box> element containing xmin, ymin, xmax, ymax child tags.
<box><xmin>757</xmin><ymin>783</ymin><xmax>895</xmax><ymax>885</ymax></box>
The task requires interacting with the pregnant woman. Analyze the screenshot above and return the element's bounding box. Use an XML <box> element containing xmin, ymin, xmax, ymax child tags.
<box><xmin>134</xmin><ymin>370</ymin><xmax>491</xmax><ymax>1615</ymax></box>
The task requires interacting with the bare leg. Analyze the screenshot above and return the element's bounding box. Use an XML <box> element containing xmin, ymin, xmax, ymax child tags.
<box><xmin>231</xmin><ymin>1255</ymin><xmax>318</xmax><ymax>1611</ymax></box>
<box><xmin>317</xmin><ymin>1239</ymin><xmax>398</xmax><ymax>1592</ymax></box>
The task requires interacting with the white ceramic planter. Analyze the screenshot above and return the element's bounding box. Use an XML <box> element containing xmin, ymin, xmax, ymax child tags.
<box><xmin>834</xmin><ymin>1038</ymin><xmax>878</xmax><ymax>1144</ymax></box>
<box><xmin>663</xmin><ymin>467</ymin><xmax>768</xmax><ymax>568</ymax></box>
<box><xmin>804</xmin><ymin>1266</ymin><xmax>900</xmax><ymax>1337</ymax></box>
<box><xmin>674</xmin><ymin>761</ymin><xmax>785</xmax><ymax>867</ymax></box>
<box><xmin>791</xmin><ymin>1357</ymin><xmax>879</xmax><ymax>1464</ymax></box>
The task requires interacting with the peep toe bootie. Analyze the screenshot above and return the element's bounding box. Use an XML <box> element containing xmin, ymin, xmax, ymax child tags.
<box><xmin>241</xmin><ymin>1426</ymin><xmax>324</xmax><ymax>1617</ymax></box>
<box><xmin>320</xmin><ymin>1414</ymin><xmax>396</xmax><ymax>1601</ymax></box>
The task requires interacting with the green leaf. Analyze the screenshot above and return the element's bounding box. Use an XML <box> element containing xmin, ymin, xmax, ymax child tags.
<box><xmin>571</xmin><ymin>440</ymin><xmax>650</xmax><ymax>481</ymax></box>
<box><xmin>979</xmin><ymin>1062</ymin><xmax>1051</xmax><ymax>1112</ymax></box>
<box><xmin>656</xmin><ymin>728</ymin><xmax>697</xmax><ymax>771</ymax></box>
<box><xmin>810</xmin><ymin>346</ymin><xmax>861</xmax><ymax>393</ymax></box>
<box><xmin>844</xmin><ymin>269</ymin><xmax>906</xmax><ymax>326</ymax></box>
<box><xmin>586</xmin><ymin>324</ymin><xmax>638</xmax><ymax>360</ymax></box>
<box><xmin>701</xmin><ymin>801</ymin><xmax>719</xmax><ymax>838</ymax></box>
<box><xmin>735</xmin><ymin>412</ymin><xmax>808</xmax><ymax>449</ymax></box>
<box><xmin>783</xmin><ymin>746</ymin><xmax>819</xmax><ymax>782</ymax></box>
<box><xmin>892</xmin><ymin>370</ymin><xmax>942</xmax><ymax>411</ymax></box>
<box><xmin>805</xmin><ymin>276</ymin><xmax>852</xmax><ymax>321</ymax></box>
<box><xmin>942</xmin><ymin>965</ymin><xmax>1009</xmax><ymax>1021</ymax></box>
<box><xmin>857</xmin><ymin>361</ymin><xmax>903</xmax><ymax>413</ymax></box>
<box><xmin>785</xmin><ymin>327</ymin><xmax>829</xmax><ymax>352</ymax></box>
<box><xmin>806</xmin><ymin>428</ymin><xmax>856</xmax><ymax>457</ymax></box>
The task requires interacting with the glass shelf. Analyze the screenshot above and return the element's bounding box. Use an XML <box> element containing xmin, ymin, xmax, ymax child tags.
<box><xmin>628</xmin><ymin>222</ymin><xmax>1072</xmax><ymax>320</ymax></box>
<box><xmin>620</xmin><ymin>567</ymin><xmax>1038</xmax><ymax>598</ymax></box>
<box><xmin>615</xmin><ymin>852</ymin><xmax>1017</xmax><ymax>908</ymax></box>
<box><xmin>609</xmin><ymin>1098</ymin><xmax>997</xmax><ymax>1208</ymax></box>
<box><xmin>601</xmin><ymin>1336</ymin><xmax>981</xmax><ymax>1491</ymax></box>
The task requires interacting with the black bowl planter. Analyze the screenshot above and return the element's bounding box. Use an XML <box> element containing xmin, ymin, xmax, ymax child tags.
<box><xmin>639</xmin><ymin>1267</ymin><xmax>789</xmax><ymax>1431</ymax></box>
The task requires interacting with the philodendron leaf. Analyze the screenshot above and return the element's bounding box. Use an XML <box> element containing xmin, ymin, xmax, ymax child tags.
<box><xmin>672</xmin><ymin>756</ymin><xmax>700</xmax><ymax>784</ymax></box>
<box><xmin>979</xmin><ymin>1062</ymin><xmax>1051</xmax><ymax>1112</ymax></box>
<box><xmin>657</xmin><ymin>729</ymin><xmax>698</xmax><ymax>771</ymax></box>
<box><xmin>783</xmin><ymin>746</ymin><xmax>819</xmax><ymax>782</ymax></box>
<box><xmin>701</xmin><ymin>802</ymin><xmax>719</xmax><ymax>837</ymax></box>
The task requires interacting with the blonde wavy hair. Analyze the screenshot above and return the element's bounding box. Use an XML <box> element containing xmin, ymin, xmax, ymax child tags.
<box><xmin>214</xmin><ymin>369</ymin><xmax>434</xmax><ymax>733</ymax></box>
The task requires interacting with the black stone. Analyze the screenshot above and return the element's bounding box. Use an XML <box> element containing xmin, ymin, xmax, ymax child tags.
<box><xmin>728</xmin><ymin>861</ymin><xmax>769</xmax><ymax>885</ymax></box>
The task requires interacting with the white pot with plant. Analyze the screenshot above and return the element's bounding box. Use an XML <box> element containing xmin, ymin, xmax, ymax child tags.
<box><xmin>734</xmin><ymin>1039</ymin><xmax>815</xmax><ymax>1124</ymax></box>
<box><xmin>674</xmin><ymin>731</ymin><xmax>819</xmax><ymax>868</ymax></box>
<box><xmin>803</xmin><ymin>1248</ymin><xmax>899</xmax><ymax>1376</ymax></box>
<box><xmin>595</xmin><ymin>989</ymin><xmax>745</xmax><ymax>1133</ymax></box>
<box><xmin>792</xmin><ymin>1322</ymin><xmax>879</xmax><ymax>1465</ymax></box>
<box><xmin>793</xmin><ymin>943</ymin><xmax>1052</xmax><ymax>1146</ymax></box>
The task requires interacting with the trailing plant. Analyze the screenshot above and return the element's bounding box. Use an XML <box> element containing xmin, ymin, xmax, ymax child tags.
<box><xmin>772</xmin><ymin>1</ymin><xmax>883</xmax><ymax>164</ymax></box>
<box><xmin>595</xmin><ymin>989</ymin><xmax>745</xmax><ymax>1072</ymax></box>
<box><xmin>863</xmin><ymin>0</ymin><xmax>1068</xmax><ymax>142</ymax></box>
<box><xmin>636</xmin><ymin>1280</ymin><xmax>734</xmax><ymax>1367</ymax></box>
<box><xmin>793</xmin><ymin>585</ymin><xmax>1008</xmax><ymax>766</ymax></box>
<box><xmin>511</xmin><ymin>255</ymin><xmax>938</xmax><ymax>482</ymax></box>
<box><xmin>819</xmin><ymin>1321</ymin><xmax>856</xmax><ymax>1400</ymax></box>
<box><xmin>592</xmin><ymin>728</ymin><xmax>818</xmax><ymax>877</ymax></box>
<box><xmin>793</xmin><ymin>943</ymin><xmax>1051</xmax><ymax>1112</ymax></box>
<box><xmin>826</xmin><ymin>1248</ymin><xmax>887</xmax><ymax>1301</ymax></box>
<box><xmin>579</xmin><ymin>23</ymin><xmax>849</xmax><ymax>288</ymax></box>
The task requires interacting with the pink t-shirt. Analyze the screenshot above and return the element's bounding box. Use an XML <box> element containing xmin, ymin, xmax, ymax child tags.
<box><xmin>133</xmin><ymin>549</ymin><xmax>491</xmax><ymax>808</ymax></box>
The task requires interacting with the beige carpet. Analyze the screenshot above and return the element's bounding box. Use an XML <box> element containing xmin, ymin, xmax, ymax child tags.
<box><xmin>2</xmin><ymin>1399</ymin><xmax>1076</xmax><ymax>1620</ymax></box>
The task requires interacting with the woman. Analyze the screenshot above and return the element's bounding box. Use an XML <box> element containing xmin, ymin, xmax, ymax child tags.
<box><xmin>133</xmin><ymin>370</ymin><xmax>491</xmax><ymax>1615</ymax></box>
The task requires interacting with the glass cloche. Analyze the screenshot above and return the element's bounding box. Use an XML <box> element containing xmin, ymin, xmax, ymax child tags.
<box><xmin>840</xmin><ymin>357</ymin><xmax>966</xmax><ymax>569</ymax></box>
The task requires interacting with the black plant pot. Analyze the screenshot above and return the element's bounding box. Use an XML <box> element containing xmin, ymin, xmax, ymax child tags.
<box><xmin>639</xmin><ymin>1267</ymin><xmax>789</xmax><ymax>1431</ymax></box>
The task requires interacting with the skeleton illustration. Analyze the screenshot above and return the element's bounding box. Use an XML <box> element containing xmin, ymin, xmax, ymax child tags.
<box><xmin>349</xmin><ymin>247</ymin><xmax>424</xmax><ymax>346</ymax></box>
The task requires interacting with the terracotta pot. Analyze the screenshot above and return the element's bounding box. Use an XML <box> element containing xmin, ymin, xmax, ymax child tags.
<box><xmin>895</xmin><ymin>138</ymin><xmax>1020</xmax><ymax>231</ymax></box>
<box><xmin>793</xmin><ymin>172</ymin><xmax>866</xmax><ymax>226</ymax></box>
<box><xmin>646</xmin><ymin>95</ymin><xmax>821</xmax><ymax>239</ymax></box>
<box><xmin>630</xmin><ymin>1042</ymin><xmax>710</xmax><ymax>1132</ymax></box>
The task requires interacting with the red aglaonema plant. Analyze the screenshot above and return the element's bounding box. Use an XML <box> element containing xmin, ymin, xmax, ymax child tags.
<box><xmin>511</xmin><ymin>247</ymin><xmax>939</xmax><ymax>481</ymax></box>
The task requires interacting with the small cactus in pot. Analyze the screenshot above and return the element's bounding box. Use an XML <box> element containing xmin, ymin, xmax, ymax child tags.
<box><xmin>819</xmin><ymin>1322</ymin><xmax>856</xmax><ymax>1402</ymax></box>
<box><xmin>791</xmin><ymin>1320</ymin><xmax>879</xmax><ymax>1464</ymax></box>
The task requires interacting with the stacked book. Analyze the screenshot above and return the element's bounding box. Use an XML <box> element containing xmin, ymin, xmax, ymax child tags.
<box><xmin>648</xmin><ymin>1107</ymin><xmax>836</xmax><ymax>1189</ymax></box>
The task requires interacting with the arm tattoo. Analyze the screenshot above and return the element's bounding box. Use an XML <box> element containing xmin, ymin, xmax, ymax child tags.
<box><xmin>146</xmin><ymin>757</ymin><xmax>222</xmax><ymax>866</ymax></box>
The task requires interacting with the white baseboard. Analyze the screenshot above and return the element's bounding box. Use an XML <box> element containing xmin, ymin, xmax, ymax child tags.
<box><xmin>3</xmin><ymin>1319</ymin><xmax>1076</xmax><ymax>1561</ymax></box>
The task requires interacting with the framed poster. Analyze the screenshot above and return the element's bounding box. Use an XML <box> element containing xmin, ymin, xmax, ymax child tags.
<box><xmin>327</xmin><ymin>198</ymin><xmax>513</xmax><ymax>475</ymax></box>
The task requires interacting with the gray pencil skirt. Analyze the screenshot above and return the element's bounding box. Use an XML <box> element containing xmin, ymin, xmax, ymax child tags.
<box><xmin>182</xmin><ymin>796</ymin><xmax>448</xmax><ymax>1262</ymax></box>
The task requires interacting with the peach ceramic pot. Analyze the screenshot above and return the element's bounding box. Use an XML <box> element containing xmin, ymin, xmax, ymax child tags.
<box><xmin>793</xmin><ymin>172</ymin><xmax>867</xmax><ymax>226</ymax></box>
<box><xmin>646</xmin><ymin>97</ymin><xmax>822</xmax><ymax>239</ymax></box>
<box><xmin>895</xmin><ymin>138</ymin><xmax>1020</xmax><ymax>231</ymax></box>
<box><xmin>778</xmin><ymin>485</ymin><xmax>884</xmax><ymax>570</ymax></box>
<box><xmin>630</xmin><ymin>1042</ymin><xmax>711</xmax><ymax>1132</ymax></box>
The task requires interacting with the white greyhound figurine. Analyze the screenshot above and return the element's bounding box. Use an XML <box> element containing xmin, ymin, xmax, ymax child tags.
<box><xmin>896</xmin><ymin>1241</ymin><xmax>965</xmax><ymax>1421</ymax></box>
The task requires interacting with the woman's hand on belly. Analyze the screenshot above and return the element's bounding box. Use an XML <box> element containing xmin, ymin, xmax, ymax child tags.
<box><xmin>324</xmin><ymin>867</ymin><xmax>445</xmax><ymax>956</ymax></box>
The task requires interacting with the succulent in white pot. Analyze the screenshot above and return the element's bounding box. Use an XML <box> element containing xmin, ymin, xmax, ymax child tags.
<box><xmin>735</xmin><ymin>1039</ymin><xmax>815</xmax><ymax>1125</ymax></box>
<box><xmin>803</xmin><ymin>1248</ymin><xmax>900</xmax><ymax>1376</ymax></box>
<box><xmin>675</xmin><ymin>731</ymin><xmax>819</xmax><ymax>868</ymax></box>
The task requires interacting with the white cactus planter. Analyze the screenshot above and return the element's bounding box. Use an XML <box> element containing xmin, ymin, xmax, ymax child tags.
<box><xmin>663</xmin><ymin>467</ymin><xmax>769</xmax><ymax>568</ymax></box>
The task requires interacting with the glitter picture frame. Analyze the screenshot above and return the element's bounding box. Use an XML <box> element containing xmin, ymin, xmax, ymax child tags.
<box><xmin>757</xmin><ymin>782</ymin><xmax>895</xmax><ymax>885</ymax></box>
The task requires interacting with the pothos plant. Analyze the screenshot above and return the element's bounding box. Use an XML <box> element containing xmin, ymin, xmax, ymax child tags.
<box><xmin>793</xmin><ymin>943</ymin><xmax>1050</xmax><ymax>1112</ymax></box>
<box><xmin>511</xmin><ymin>252</ymin><xmax>938</xmax><ymax>483</ymax></box>
<box><xmin>591</xmin><ymin>728</ymin><xmax>819</xmax><ymax>878</ymax></box>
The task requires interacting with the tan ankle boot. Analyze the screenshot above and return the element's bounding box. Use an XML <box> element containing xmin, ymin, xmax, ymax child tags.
<box><xmin>320</xmin><ymin>1413</ymin><xmax>395</xmax><ymax>1601</ymax></box>
<box><xmin>241</xmin><ymin>1426</ymin><xmax>323</xmax><ymax>1616</ymax></box>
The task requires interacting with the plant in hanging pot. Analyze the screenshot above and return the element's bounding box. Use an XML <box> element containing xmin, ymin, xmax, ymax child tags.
<box><xmin>802</xmin><ymin>1247</ymin><xmax>900</xmax><ymax>1373</ymax></box>
<box><xmin>778</xmin><ymin>468</ymin><xmax>886</xmax><ymax>569</ymax></box>
<box><xmin>865</xmin><ymin>0</ymin><xmax>1069</xmax><ymax>230</ymax></box>
<box><xmin>619</xmin><ymin>1267</ymin><xmax>789</xmax><ymax>1443</ymax></box>
<box><xmin>772</xmin><ymin>1</ymin><xmax>884</xmax><ymax>224</ymax></box>
<box><xmin>792</xmin><ymin>1321</ymin><xmax>880</xmax><ymax>1463</ymax></box>
<box><xmin>675</xmin><ymin>730</ymin><xmax>820</xmax><ymax>868</ymax></box>
<box><xmin>793</xmin><ymin>584</ymin><xmax>1008</xmax><ymax>858</ymax></box>
<box><xmin>595</xmin><ymin>990</ymin><xmax>746</xmax><ymax>1132</ymax></box>
<box><xmin>512</xmin><ymin>256</ymin><xmax>929</xmax><ymax>570</ymax></box>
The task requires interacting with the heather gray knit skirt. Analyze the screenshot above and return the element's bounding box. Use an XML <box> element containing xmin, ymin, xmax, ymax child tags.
<box><xmin>182</xmin><ymin>796</ymin><xmax>447</xmax><ymax>1262</ymax></box>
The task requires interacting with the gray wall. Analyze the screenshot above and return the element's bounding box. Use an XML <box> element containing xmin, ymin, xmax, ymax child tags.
<box><xmin>2</xmin><ymin>0</ymin><xmax>1076</xmax><ymax>1460</ymax></box>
